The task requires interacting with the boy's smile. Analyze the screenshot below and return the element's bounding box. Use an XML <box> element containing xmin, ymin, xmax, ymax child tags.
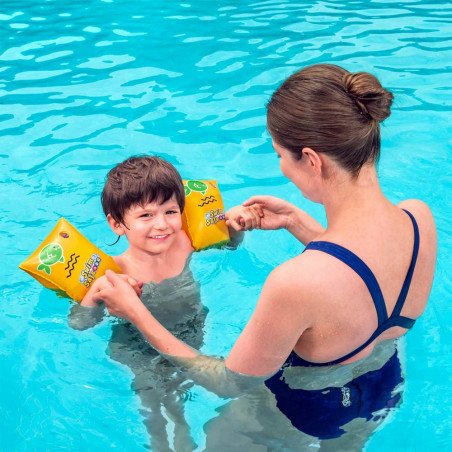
<box><xmin>119</xmin><ymin>196</ymin><xmax>183</xmax><ymax>255</ymax></box>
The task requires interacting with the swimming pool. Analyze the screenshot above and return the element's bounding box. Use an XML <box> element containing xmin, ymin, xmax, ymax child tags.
<box><xmin>1</xmin><ymin>0</ymin><xmax>451</xmax><ymax>450</ymax></box>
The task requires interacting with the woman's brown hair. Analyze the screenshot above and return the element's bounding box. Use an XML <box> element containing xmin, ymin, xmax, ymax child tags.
<box><xmin>102</xmin><ymin>156</ymin><xmax>185</xmax><ymax>223</ymax></box>
<box><xmin>266</xmin><ymin>64</ymin><xmax>394</xmax><ymax>178</ymax></box>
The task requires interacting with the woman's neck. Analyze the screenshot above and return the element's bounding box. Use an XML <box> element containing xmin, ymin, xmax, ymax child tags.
<box><xmin>321</xmin><ymin>165</ymin><xmax>391</xmax><ymax>229</ymax></box>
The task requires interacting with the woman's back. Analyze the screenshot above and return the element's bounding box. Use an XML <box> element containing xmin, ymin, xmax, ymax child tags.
<box><xmin>289</xmin><ymin>197</ymin><xmax>437</xmax><ymax>365</ymax></box>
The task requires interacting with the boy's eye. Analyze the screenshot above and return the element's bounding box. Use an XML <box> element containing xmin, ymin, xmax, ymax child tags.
<box><xmin>166</xmin><ymin>210</ymin><xmax>178</xmax><ymax>215</ymax></box>
<box><xmin>140</xmin><ymin>213</ymin><xmax>152</xmax><ymax>218</ymax></box>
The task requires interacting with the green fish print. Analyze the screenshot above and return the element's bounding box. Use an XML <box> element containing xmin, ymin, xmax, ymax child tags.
<box><xmin>37</xmin><ymin>243</ymin><xmax>64</xmax><ymax>275</ymax></box>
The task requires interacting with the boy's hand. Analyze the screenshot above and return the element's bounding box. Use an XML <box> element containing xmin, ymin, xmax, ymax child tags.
<box><xmin>242</xmin><ymin>195</ymin><xmax>295</xmax><ymax>231</ymax></box>
<box><xmin>225</xmin><ymin>204</ymin><xmax>263</xmax><ymax>231</ymax></box>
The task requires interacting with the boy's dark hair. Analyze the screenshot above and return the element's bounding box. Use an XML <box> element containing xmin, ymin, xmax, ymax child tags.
<box><xmin>101</xmin><ymin>156</ymin><xmax>185</xmax><ymax>223</ymax></box>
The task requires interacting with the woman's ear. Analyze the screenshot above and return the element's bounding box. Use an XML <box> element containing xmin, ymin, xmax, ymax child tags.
<box><xmin>302</xmin><ymin>147</ymin><xmax>323</xmax><ymax>176</ymax></box>
<box><xmin>107</xmin><ymin>214</ymin><xmax>126</xmax><ymax>236</ymax></box>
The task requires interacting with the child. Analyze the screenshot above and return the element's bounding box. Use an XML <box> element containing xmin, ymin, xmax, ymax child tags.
<box><xmin>79</xmin><ymin>156</ymin><xmax>192</xmax><ymax>306</ymax></box>
<box><xmin>68</xmin><ymin>155</ymin><xmax>256</xmax><ymax>450</ymax></box>
<box><xmin>79</xmin><ymin>155</ymin><xmax>253</xmax><ymax>306</ymax></box>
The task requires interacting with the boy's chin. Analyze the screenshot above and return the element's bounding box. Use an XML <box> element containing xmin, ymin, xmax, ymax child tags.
<box><xmin>145</xmin><ymin>236</ymin><xmax>174</xmax><ymax>251</ymax></box>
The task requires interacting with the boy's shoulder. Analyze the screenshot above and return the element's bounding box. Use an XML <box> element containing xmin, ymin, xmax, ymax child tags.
<box><xmin>180</xmin><ymin>229</ymin><xmax>195</xmax><ymax>253</ymax></box>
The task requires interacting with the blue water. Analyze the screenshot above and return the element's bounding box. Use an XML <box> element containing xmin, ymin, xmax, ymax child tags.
<box><xmin>1</xmin><ymin>0</ymin><xmax>451</xmax><ymax>450</ymax></box>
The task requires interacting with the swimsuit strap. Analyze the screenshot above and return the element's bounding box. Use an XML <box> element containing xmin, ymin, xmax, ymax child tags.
<box><xmin>304</xmin><ymin>241</ymin><xmax>388</xmax><ymax>325</ymax></box>
<box><xmin>295</xmin><ymin>209</ymin><xmax>420</xmax><ymax>367</ymax></box>
<box><xmin>390</xmin><ymin>209</ymin><xmax>420</xmax><ymax>317</ymax></box>
<box><xmin>286</xmin><ymin>313</ymin><xmax>416</xmax><ymax>368</ymax></box>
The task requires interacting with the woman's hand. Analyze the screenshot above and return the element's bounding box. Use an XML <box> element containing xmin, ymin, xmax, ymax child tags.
<box><xmin>225</xmin><ymin>204</ymin><xmax>264</xmax><ymax>231</ymax></box>
<box><xmin>98</xmin><ymin>271</ymin><xmax>197</xmax><ymax>359</ymax></box>
<box><xmin>243</xmin><ymin>195</ymin><xmax>325</xmax><ymax>244</ymax></box>
<box><xmin>81</xmin><ymin>273</ymin><xmax>143</xmax><ymax>306</ymax></box>
<box><xmin>116</xmin><ymin>273</ymin><xmax>143</xmax><ymax>297</ymax></box>
<box><xmin>241</xmin><ymin>195</ymin><xmax>296</xmax><ymax>231</ymax></box>
<box><xmin>96</xmin><ymin>270</ymin><xmax>147</xmax><ymax>323</ymax></box>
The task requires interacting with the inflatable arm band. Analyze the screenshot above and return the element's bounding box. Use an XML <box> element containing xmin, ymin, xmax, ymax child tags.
<box><xmin>19</xmin><ymin>218</ymin><xmax>122</xmax><ymax>302</ymax></box>
<box><xmin>19</xmin><ymin>180</ymin><xmax>229</xmax><ymax>302</ymax></box>
<box><xmin>181</xmin><ymin>179</ymin><xmax>230</xmax><ymax>251</ymax></box>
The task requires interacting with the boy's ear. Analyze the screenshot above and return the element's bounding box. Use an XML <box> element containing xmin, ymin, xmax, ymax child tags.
<box><xmin>107</xmin><ymin>214</ymin><xmax>126</xmax><ymax>236</ymax></box>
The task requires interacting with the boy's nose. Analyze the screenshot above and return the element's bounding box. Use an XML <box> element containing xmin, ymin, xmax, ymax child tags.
<box><xmin>154</xmin><ymin>215</ymin><xmax>168</xmax><ymax>229</ymax></box>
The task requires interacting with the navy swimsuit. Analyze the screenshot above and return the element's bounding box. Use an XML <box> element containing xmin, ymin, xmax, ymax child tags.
<box><xmin>265</xmin><ymin>209</ymin><xmax>420</xmax><ymax>439</ymax></box>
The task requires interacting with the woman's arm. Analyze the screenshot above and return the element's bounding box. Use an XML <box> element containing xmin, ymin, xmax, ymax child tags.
<box><xmin>97</xmin><ymin>267</ymin><xmax>310</xmax><ymax>397</ymax></box>
<box><xmin>233</xmin><ymin>196</ymin><xmax>325</xmax><ymax>245</ymax></box>
<box><xmin>225</xmin><ymin>263</ymin><xmax>311</xmax><ymax>375</ymax></box>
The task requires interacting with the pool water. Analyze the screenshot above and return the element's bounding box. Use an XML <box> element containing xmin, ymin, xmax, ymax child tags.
<box><xmin>1</xmin><ymin>0</ymin><xmax>451</xmax><ymax>450</ymax></box>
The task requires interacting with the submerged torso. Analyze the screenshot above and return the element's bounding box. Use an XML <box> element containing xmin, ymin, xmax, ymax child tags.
<box><xmin>109</xmin><ymin>257</ymin><xmax>207</xmax><ymax>366</ymax></box>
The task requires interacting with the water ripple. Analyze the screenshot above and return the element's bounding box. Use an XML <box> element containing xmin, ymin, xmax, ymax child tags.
<box><xmin>1</xmin><ymin>0</ymin><xmax>451</xmax><ymax>450</ymax></box>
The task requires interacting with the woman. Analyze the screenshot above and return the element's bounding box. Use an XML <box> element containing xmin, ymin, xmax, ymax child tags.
<box><xmin>97</xmin><ymin>64</ymin><xmax>437</xmax><ymax>443</ymax></box>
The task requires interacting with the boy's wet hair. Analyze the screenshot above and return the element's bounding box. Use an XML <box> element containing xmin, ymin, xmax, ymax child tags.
<box><xmin>102</xmin><ymin>156</ymin><xmax>185</xmax><ymax>223</ymax></box>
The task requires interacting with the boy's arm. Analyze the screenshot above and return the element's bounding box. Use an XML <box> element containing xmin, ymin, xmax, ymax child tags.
<box><xmin>67</xmin><ymin>278</ymin><xmax>106</xmax><ymax>330</ymax></box>
<box><xmin>225</xmin><ymin>225</ymin><xmax>244</xmax><ymax>249</ymax></box>
<box><xmin>68</xmin><ymin>275</ymin><xmax>143</xmax><ymax>331</ymax></box>
<box><xmin>68</xmin><ymin>302</ymin><xmax>106</xmax><ymax>330</ymax></box>
<box><xmin>80</xmin><ymin>278</ymin><xmax>105</xmax><ymax>306</ymax></box>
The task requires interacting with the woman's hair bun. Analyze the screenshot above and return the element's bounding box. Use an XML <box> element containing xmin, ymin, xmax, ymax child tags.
<box><xmin>343</xmin><ymin>72</ymin><xmax>393</xmax><ymax>123</ymax></box>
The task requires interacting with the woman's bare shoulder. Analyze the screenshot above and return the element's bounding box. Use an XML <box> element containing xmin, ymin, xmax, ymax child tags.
<box><xmin>397</xmin><ymin>199</ymin><xmax>435</xmax><ymax>223</ymax></box>
<box><xmin>265</xmin><ymin>253</ymin><xmax>327</xmax><ymax>307</ymax></box>
<box><xmin>397</xmin><ymin>199</ymin><xmax>437</xmax><ymax>242</ymax></box>
<box><xmin>270</xmin><ymin>253</ymin><xmax>313</xmax><ymax>281</ymax></box>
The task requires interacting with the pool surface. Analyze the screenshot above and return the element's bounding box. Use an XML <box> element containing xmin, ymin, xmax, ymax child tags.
<box><xmin>1</xmin><ymin>0</ymin><xmax>451</xmax><ymax>450</ymax></box>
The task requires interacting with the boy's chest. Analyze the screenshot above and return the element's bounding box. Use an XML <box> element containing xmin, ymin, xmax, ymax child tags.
<box><xmin>144</xmin><ymin>261</ymin><xmax>185</xmax><ymax>284</ymax></box>
<box><xmin>119</xmin><ymin>255</ymin><xmax>187</xmax><ymax>285</ymax></box>
<box><xmin>140</xmin><ymin>276</ymin><xmax>203</xmax><ymax>326</ymax></box>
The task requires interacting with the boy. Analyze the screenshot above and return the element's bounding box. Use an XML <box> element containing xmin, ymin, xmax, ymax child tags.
<box><xmin>79</xmin><ymin>156</ymin><xmax>192</xmax><ymax>306</ymax></box>
<box><xmin>79</xmin><ymin>155</ymin><xmax>254</xmax><ymax>306</ymax></box>
<box><xmin>68</xmin><ymin>155</ymin><xmax>255</xmax><ymax>450</ymax></box>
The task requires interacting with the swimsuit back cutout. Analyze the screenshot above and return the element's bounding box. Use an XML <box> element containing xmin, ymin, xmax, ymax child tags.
<box><xmin>291</xmin><ymin>209</ymin><xmax>420</xmax><ymax>367</ymax></box>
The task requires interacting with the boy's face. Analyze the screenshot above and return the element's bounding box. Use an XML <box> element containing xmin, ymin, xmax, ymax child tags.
<box><xmin>118</xmin><ymin>195</ymin><xmax>183</xmax><ymax>255</ymax></box>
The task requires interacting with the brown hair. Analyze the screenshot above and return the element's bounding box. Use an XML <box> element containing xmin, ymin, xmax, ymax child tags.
<box><xmin>101</xmin><ymin>156</ymin><xmax>185</xmax><ymax>223</ymax></box>
<box><xmin>266</xmin><ymin>64</ymin><xmax>394</xmax><ymax>178</ymax></box>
